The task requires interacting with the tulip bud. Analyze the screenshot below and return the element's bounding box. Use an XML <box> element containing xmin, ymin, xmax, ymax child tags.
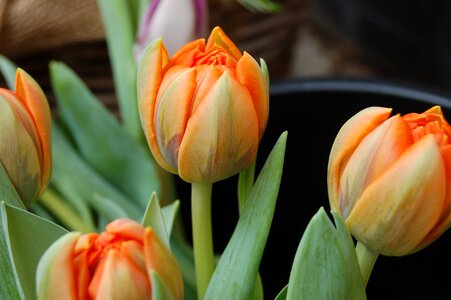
<box><xmin>328</xmin><ymin>106</ymin><xmax>451</xmax><ymax>256</ymax></box>
<box><xmin>0</xmin><ymin>69</ymin><xmax>51</xmax><ymax>206</ymax></box>
<box><xmin>135</xmin><ymin>0</ymin><xmax>208</xmax><ymax>60</ymax></box>
<box><xmin>137</xmin><ymin>26</ymin><xmax>269</xmax><ymax>183</ymax></box>
<box><xmin>36</xmin><ymin>218</ymin><xmax>183</xmax><ymax>300</ymax></box>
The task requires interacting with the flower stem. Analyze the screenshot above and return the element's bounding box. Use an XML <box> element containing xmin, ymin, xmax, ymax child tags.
<box><xmin>355</xmin><ymin>241</ymin><xmax>379</xmax><ymax>287</ymax></box>
<box><xmin>191</xmin><ymin>182</ymin><xmax>214</xmax><ymax>299</ymax></box>
<box><xmin>39</xmin><ymin>189</ymin><xmax>93</xmax><ymax>233</ymax></box>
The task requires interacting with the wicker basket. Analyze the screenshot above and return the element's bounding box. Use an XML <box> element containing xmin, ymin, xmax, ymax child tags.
<box><xmin>1</xmin><ymin>0</ymin><xmax>309</xmax><ymax>112</ymax></box>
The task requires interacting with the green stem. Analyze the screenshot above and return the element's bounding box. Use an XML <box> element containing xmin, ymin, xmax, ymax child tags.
<box><xmin>39</xmin><ymin>189</ymin><xmax>93</xmax><ymax>233</ymax></box>
<box><xmin>355</xmin><ymin>241</ymin><xmax>379</xmax><ymax>287</ymax></box>
<box><xmin>191</xmin><ymin>182</ymin><xmax>214</xmax><ymax>300</ymax></box>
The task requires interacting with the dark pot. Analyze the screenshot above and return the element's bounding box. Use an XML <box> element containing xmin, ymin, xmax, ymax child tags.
<box><xmin>177</xmin><ymin>78</ymin><xmax>451</xmax><ymax>299</ymax></box>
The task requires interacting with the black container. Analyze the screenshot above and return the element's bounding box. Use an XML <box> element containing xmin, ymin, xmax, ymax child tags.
<box><xmin>316</xmin><ymin>0</ymin><xmax>451</xmax><ymax>88</ymax></box>
<box><xmin>177</xmin><ymin>78</ymin><xmax>451</xmax><ymax>299</ymax></box>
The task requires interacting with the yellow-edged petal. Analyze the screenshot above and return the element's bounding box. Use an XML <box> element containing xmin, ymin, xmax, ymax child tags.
<box><xmin>15</xmin><ymin>68</ymin><xmax>51</xmax><ymax>196</ymax></box>
<box><xmin>346</xmin><ymin>135</ymin><xmax>446</xmax><ymax>256</ymax></box>
<box><xmin>206</xmin><ymin>26</ymin><xmax>242</xmax><ymax>60</ymax></box>
<box><xmin>36</xmin><ymin>232</ymin><xmax>80</xmax><ymax>300</ymax></box>
<box><xmin>236</xmin><ymin>52</ymin><xmax>269</xmax><ymax>139</ymax></box>
<box><xmin>137</xmin><ymin>38</ymin><xmax>170</xmax><ymax>172</ymax></box>
<box><xmin>178</xmin><ymin>72</ymin><xmax>259</xmax><ymax>183</ymax></box>
<box><xmin>155</xmin><ymin>67</ymin><xmax>197</xmax><ymax>171</ymax></box>
<box><xmin>339</xmin><ymin>115</ymin><xmax>412</xmax><ymax>218</ymax></box>
<box><xmin>327</xmin><ymin>107</ymin><xmax>392</xmax><ymax>211</ymax></box>
<box><xmin>144</xmin><ymin>228</ymin><xmax>183</xmax><ymax>300</ymax></box>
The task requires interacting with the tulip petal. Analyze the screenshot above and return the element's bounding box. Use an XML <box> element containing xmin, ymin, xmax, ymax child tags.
<box><xmin>327</xmin><ymin>107</ymin><xmax>392</xmax><ymax>211</ymax></box>
<box><xmin>106</xmin><ymin>218</ymin><xmax>146</xmax><ymax>242</ymax></box>
<box><xmin>144</xmin><ymin>228</ymin><xmax>183</xmax><ymax>300</ymax></box>
<box><xmin>155</xmin><ymin>67</ymin><xmax>197</xmax><ymax>170</ymax></box>
<box><xmin>178</xmin><ymin>72</ymin><xmax>259</xmax><ymax>182</ymax></box>
<box><xmin>346</xmin><ymin>135</ymin><xmax>446</xmax><ymax>256</ymax></box>
<box><xmin>206</xmin><ymin>26</ymin><xmax>242</xmax><ymax>60</ymax></box>
<box><xmin>236</xmin><ymin>52</ymin><xmax>269</xmax><ymax>139</ymax></box>
<box><xmin>137</xmin><ymin>38</ymin><xmax>171</xmax><ymax>171</ymax></box>
<box><xmin>0</xmin><ymin>95</ymin><xmax>41</xmax><ymax>205</ymax></box>
<box><xmin>415</xmin><ymin>145</ymin><xmax>451</xmax><ymax>250</ymax></box>
<box><xmin>339</xmin><ymin>115</ymin><xmax>413</xmax><ymax>218</ymax></box>
<box><xmin>36</xmin><ymin>232</ymin><xmax>80</xmax><ymax>300</ymax></box>
<box><xmin>191</xmin><ymin>65</ymin><xmax>223</xmax><ymax>114</ymax></box>
<box><xmin>165</xmin><ymin>38</ymin><xmax>205</xmax><ymax>68</ymax></box>
<box><xmin>15</xmin><ymin>69</ymin><xmax>51</xmax><ymax>196</ymax></box>
<box><xmin>89</xmin><ymin>249</ymin><xmax>151</xmax><ymax>300</ymax></box>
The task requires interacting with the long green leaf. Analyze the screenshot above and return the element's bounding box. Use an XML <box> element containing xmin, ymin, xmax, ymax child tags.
<box><xmin>286</xmin><ymin>208</ymin><xmax>366</xmax><ymax>300</ymax></box>
<box><xmin>0</xmin><ymin>164</ymin><xmax>24</xmax><ymax>299</ymax></box>
<box><xmin>275</xmin><ymin>285</ymin><xmax>288</xmax><ymax>300</ymax></box>
<box><xmin>205</xmin><ymin>131</ymin><xmax>288</xmax><ymax>299</ymax></box>
<box><xmin>51</xmin><ymin>123</ymin><xmax>142</xmax><ymax>222</ymax></box>
<box><xmin>50</xmin><ymin>62</ymin><xmax>160</xmax><ymax>209</ymax></box>
<box><xmin>1</xmin><ymin>202</ymin><xmax>68</xmax><ymax>300</ymax></box>
<box><xmin>97</xmin><ymin>0</ymin><xmax>142</xmax><ymax>139</ymax></box>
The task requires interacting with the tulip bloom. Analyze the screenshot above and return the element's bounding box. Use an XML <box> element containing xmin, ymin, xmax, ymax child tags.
<box><xmin>0</xmin><ymin>69</ymin><xmax>51</xmax><ymax>206</ymax></box>
<box><xmin>138</xmin><ymin>26</ymin><xmax>269</xmax><ymax>183</ymax></box>
<box><xmin>36</xmin><ymin>219</ymin><xmax>183</xmax><ymax>300</ymax></box>
<box><xmin>328</xmin><ymin>106</ymin><xmax>451</xmax><ymax>256</ymax></box>
<box><xmin>135</xmin><ymin>0</ymin><xmax>208</xmax><ymax>59</ymax></box>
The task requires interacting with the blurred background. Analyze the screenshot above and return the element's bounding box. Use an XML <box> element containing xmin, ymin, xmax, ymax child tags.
<box><xmin>1</xmin><ymin>0</ymin><xmax>451</xmax><ymax>299</ymax></box>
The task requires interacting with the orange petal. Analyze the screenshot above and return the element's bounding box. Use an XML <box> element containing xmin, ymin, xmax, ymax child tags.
<box><xmin>89</xmin><ymin>249</ymin><xmax>151</xmax><ymax>300</ymax></box>
<box><xmin>36</xmin><ymin>232</ymin><xmax>80</xmax><ymax>300</ymax></box>
<box><xmin>144</xmin><ymin>228</ymin><xmax>183</xmax><ymax>300</ymax></box>
<box><xmin>178</xmin><ymin>72</ymin><xmax>259</xmax><ymax>182</ymax></box>
<box><xmin>15</xmin><ymin>69</ymin><xmax>51</xmax><ymax>196</ymax></box>
<box><xmin>137</xmin><ymin>38</ymin><xmax>170</xmax><ymax>173</ymax></box>
<box><xmin>165</xmin><ymin>38</ymin><xmax>205</xmax><ymax>69</ymax></box>
<box><xmin>106</xmin><ymin>218</ymin><xmax>145</xmax><ymax>242</ymax></box>
<box><xmin>190</xmin><ymin>65</ymin><xmax>223</xmax><ymax>114</ymax></box>
<box><xmin>346</xmin><ymin>135</ymin><xmax>446</xmax><ymax>256</ymax></box>
<box><xmin>415</xmin><ymin>145</ymin><xmax>451</xmax><ymax>250</ymax></box>
<box><xmin>155</xmin><ymin>67</ymin><xmax>197</xmax><ymax>171</ymax></box>
<box><xmin>327</xmin><ymin>107</ymin><xmax>392</xmax><ymax>212</ymax></box>
<box><xmin>339</xmin><ymin>115</ymin><xmax>413</xmax><ymax>218</ymax></box>
<box><xmin>206</xmin><ymin>26</ymin><xmax>242</xmax><ymax>60</ymax></box>
<box><xmin>236</xmin><ymin>52</ymin><xmax>269</xmax><ymax>139</ymax></box>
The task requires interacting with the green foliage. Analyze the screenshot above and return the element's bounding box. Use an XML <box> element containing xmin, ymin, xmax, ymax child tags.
<box><xmin>286</xmin><ymin>208</ymin><xmax>366</xmax><ymax>300</ymax></box>
<box><xmin>1</xmin><ymin>203</ymin><xmax>68</xmax><ymax>300</ymax></box>
<box><xmin>205</xmin><ymin>131</ymin><xmax>287</xmax><ymax>299</ymax></box>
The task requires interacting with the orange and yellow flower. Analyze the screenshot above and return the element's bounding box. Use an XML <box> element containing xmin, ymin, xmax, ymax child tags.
<box><xmin>137</xmin><ymin>26</ymin><xmax>269</xmax><ymax>183</ymax></box>
<box><xmin>328</xmin><ymin>106</ymin><xmax>451</xmax><ymax>256</ymax></box>
<box><xmin>0</xmin><ymin>69</ymin><xmax>51</xmax><ymax>206</ymax></box>
<box><xmin>36</xmin><ymin>219</ymin><xmax>183</xmax><ymax>300</ymax></box>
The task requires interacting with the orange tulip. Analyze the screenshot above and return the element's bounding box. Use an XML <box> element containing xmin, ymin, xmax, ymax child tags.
<box><xmin>0</xmin><ymin>69</ymin><xmax>51</xmax><ymax>206</ymax></box>
<box><xmin>36</xmin><ymin>219</ymin><xmax>183</xmax><ymax>300</ymax></box>
<box><xmin>137</xmin><ymin>26</ymin><xmax>269</xmax><ymax>183</ymax></box>
<box><xmin>328</xmin><ymin>106</ymin><xmax>451</xmax><ymax>256</ymax></box>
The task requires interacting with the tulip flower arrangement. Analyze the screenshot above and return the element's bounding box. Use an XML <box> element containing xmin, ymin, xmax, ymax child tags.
<box><xmin>0</xmin><ymin>1</ymin><xmax>450</xmax><ymax>300</ymax></box>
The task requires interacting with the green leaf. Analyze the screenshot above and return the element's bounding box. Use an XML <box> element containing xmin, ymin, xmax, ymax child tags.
<box><xmin>205</xmin><ymin>131</ymin><xmax>288</xmax><ymax>300</ymax></box>
<box><xmin>286</xmin><ymin>208</ymin><xmax>366</xmax><ymax>300</ymax></box>
<box><xmin>0</xmin><ymin>55</ymin><xmax>16</xmax><ymax>89</ymax></box>
<box><xmin>50</xmin><ymin>62</ymin><xmax>160</xmax><ymax>209</ymax></box>
<box><xmin>51</xmin><ymin>122</ymin><xmax>142</xmax><ymax>222</ymax></box>
<box><xmin>151</xmin><ymin>271</ymin><xmax>173</xmax><ymax>300</ymax></box>
<box><xmin>161</xmin><ymin>200</ymin><xmax>180</xmax><ymax>237</ymax></box>
<box><xmin>142</xmin><ymin>193</ymin><xmax>170</xmax><ymax>248</ymax></box>
<box><xmin>0</xmin><ymin>163</ymin><xmax>25</xmax><ymax>299</ymax></box>
<box><xmin>92</xmin><ymin>193</ymin><xmax>130</xmax><ymax>223</ymax></box>
<box><xmin>237</xmin><ymin>160</ymin><xmax>256</xmax><ymax>214</ymax></box>
<box><xmin>275</xmin><ymin>285</ymin><xmax>288</xmax><ymax>300</ymax></box>
<box><xmin>237</xmin><ymin>0</ymin><xmax>281</xmax><ymax>13</ymax></box>
<box><xmin>251</xmin><ymin>273</ymin><xmax>264</xmax><ymax>300</ymax></box>
<box><xmin>1</xmin><ymin>202</ymin><xmax>68</xmax><ymax>300</ymax></box>
<box><xmin>97</xmin><ymin>0</ymin><xmax>142</xmax><ymax>139</ymax></box>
